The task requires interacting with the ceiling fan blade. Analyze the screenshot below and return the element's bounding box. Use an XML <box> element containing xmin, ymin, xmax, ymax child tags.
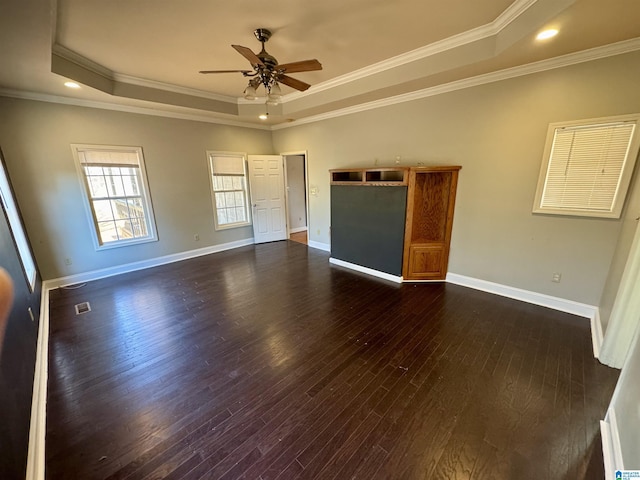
<box><xmin>276</xmin><ymin>59</ymin><xmax>322</xmax><ymax>74</ymax></box>
<box><xmin>278</xmin><ymin>74</ymin><xmax>311</xmax><ymax>92</ymax></box>
<box><xmin>199</xmin><ymin>69</ymin><xmax>252</xmax><ymax>74</ymax></box>
<box><xmin>232</xmin><ymin>45</ymin><xmax>264</xmax><ymax>66</ymax></box>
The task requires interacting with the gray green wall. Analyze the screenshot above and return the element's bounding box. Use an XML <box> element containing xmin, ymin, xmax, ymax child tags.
<box><xmin>0</xmin><ymin>99</ymin><xmax>273</xmax><ymax>280</ymax></box>
<box><xmin>273</xmin><ymin>50</ymin><xmax>640</xmax><ymax>306</ymax></box>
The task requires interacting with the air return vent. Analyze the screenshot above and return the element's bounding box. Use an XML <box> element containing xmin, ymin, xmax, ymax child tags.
<box><xmin>75</xmin><ymin>302</ymin><xmax>91</xmax><ymax>315</ymax></box>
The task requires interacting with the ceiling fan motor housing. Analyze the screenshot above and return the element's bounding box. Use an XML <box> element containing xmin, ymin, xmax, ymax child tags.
<box><xmin>254</xmin><ymin>28</ymin><xmax>272</xmax><ymax>43</ymax></box>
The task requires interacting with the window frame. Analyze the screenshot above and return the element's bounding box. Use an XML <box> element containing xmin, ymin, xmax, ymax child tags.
<box><xmin>206</xmin><ymin>151</ymin><xmax>252</xmax><ymax>231</ymax></box>
<box><xmin>0</xmin><ymin>148</ymin><xmax>38</xmax><ymax>291</ymax></box>
<box><xmin>532</xmin><ymin>114</ymin><xmax>640</xmax><ymax>219</ymax></box>
<box><xmin>71</xmin><ymin>144</ymin><xmax>158</xmax><ymax>250</ymax></box>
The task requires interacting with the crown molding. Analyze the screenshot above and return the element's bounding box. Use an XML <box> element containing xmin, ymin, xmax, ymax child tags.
<box><xmin>49</xmin><ymin>0</ymin><xmax>573</xmax><ymax>111</ymax></box>
<box><xmin>52</xmin><ymin>44</ymin><xmax>113</xmax><ymax>79</ymax></box>
<box><xmin>6</xmin><ymin>37</ymin><xmax>639</xmax><ymax>132</ymax></box>
<box><xmin>283</xmin><ymin>0</ymin><xmax>542</xmax><ymax>102</ymax></box>
<box><xmin>273</xmin><ymin>38</ymin><xmax>640</xmax><ymax>130</ymax></box>
<box><xmin>0</xmin><ymin>88</ymin><xmax>270</xmax><ymax>130</ymax></box>
<box><xmin>53</xmin><ymin>44</ymin><xmax>238</xmax><ymax>104</ymax></box>
<box><xmin>52</xmin><ymin>0</ymin><xmax>552</xmax><ymax>107</ymax></box>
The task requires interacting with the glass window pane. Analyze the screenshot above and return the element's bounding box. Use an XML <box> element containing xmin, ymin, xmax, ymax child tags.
<box><xmin>225</xmin><ymin>192</ymin><xmax>236</xmax><ymax>207</ymax></box>
<box><xmin>215</xmin><ymin>192</ymin><xmax>226</xmax><ymax>207</ymax></box>
<box><xmin>98</xmin><ymin>221</ymin><xmax>118</xmax><ymax>243</ymax></box>
<box><xmin>222</xmin><ymin>176</ymin><xmax>233</xmax><ymax>190</ymax></box>
<box><xmin>227</xmin><ymin>207</ymin><xmax>237</xmax><ymax>223</ymax></box>
<box><xmin>93</xmin><ymin>199</ymin><xmax>114</xmax><ymax>222</ymax></box>
<box><xmin>127</xmin><ymin>198</ymin><xmax>144</xmax><ymax>217</ymax></box>
<box><xmin>106</xmin><ymin>175</ymin><xmax>125</xmax><ymax>197</ymax></box>
<box><xmin>217</xmin><ymin>209</ymin><xmax>227</xmax><ymax>225</ymax></box>
<box><xmin>232</xmin><ymin>177</ymin><xmax>243</xmax><ymax>190</ymax></box>
<box><xmin>236</xmin><ymin>207</ymin><xmax>246</xmax><ymax>222</ymax></box>
<box><xmin>115</xmin><ymin>219</ymin><xmax>133</xmax><ymax>239</ymax></box>
<box><xmin>130</xmin><ymin>217</ymin><xmax>148</xmax><ymax>237</ymax></box>
<box><xmin>88</xmin><ymin>175</ymin><xmax>108</xmax><ymax>198</ymax></box>
<box><xmin>235</xmin><ymin>192</ymin><xmax>244</xmax><ymax>207</ymax></box>
<box><xmin>85</xmin><ymin>166</ymin><xmax>104</xmax><ymax>175</ymax></box>
<box><xmin>110</xmin><ymin>199</ymin><xmax>130</xmax><ymax>219</ymax></box>
<box><xmin>122</xmin><ymin>175</ymin><xmax>139</xmax><ymax>196</ymax></box>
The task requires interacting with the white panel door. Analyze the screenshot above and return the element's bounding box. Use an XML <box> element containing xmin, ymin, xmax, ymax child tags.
<box><xmin>248</xmin><ymin>155</ymin><xmax>287</xmax><ymax>244</ymax></box>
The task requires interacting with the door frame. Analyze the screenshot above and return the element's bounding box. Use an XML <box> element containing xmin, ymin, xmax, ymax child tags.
<box><xmin>281</xmin><ymin>151</ymin><xmax>310</xmax><ymax>239</ymax></box>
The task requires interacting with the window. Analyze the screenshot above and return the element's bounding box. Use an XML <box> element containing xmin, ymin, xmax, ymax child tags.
<box><xmin>0</xmin><ymin>149</ymin><xmax>37</xmax><ymax>291</ymax></box>
<box><xmin>71</xmin><ymin>145</ymin><xmax>157</xmax><ymax>249</ymax></box>
<box><xmin>207</xmin><ymin>152</ymin><xmax>251</xmax><ymax>230</ymax></box>
<box><xmin>533</xmin><ymin>114</ymin><xmax>640</xmax><ymax>218</ymax></box>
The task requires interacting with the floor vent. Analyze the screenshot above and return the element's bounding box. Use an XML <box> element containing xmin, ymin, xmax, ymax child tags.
<box><xmin>75</xmin><ymin>302</ymin><xmax>91</xmax><ymax>315</ymax></box>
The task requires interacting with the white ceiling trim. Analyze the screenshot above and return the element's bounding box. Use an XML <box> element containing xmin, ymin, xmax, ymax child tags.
<box><xmin>0</xmin><ymin>88</ymin><xmax>270</xmax><ymax>130</ymax></box>
<box><xmin>53</xmin><ymin>44</ymin><xmax>237</xmax><ymax>104</ymax></box>
<box><xmin>4</xmin><ymin>37</ymin><xmax>638</xmax><ymax>132</ymax></box>
<box><xmin>51</xmin><ymin>0</ymin><xmax>557</xmax><ymax>107</ymax></box>
<box><xmin>283</xmin><ymin>0</ymin><xmax>543</xmax><ymax>102</ymax></box>
<box><xmin>272</xmin><ymin>37</ymin><xmax>640</xmax><ymax>130</ymax></box>
<box><xmin>52</xmin><ymin>44</ymin><xmax>113</xmax><ymax>79</ymax></box>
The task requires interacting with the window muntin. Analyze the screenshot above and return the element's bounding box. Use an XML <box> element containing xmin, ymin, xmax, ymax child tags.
<box><xmin>533</xmin><ymin>114</ymin><xmax>640</xmax><ymax>218</ymax></box>
<box><xmin>72</xmin><ymin>145</ymin><xmax>157</xmax><ymax>249</ymax></box>
<box><xmin>207</xmin><ymin>152</ymin><xmax>251</xmax><ymax>230</ymax></box>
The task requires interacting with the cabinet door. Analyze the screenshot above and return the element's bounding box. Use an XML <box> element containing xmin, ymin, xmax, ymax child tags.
<box><xmin>407</xmin><ymin>244</ymin><xmax>446</xmax><ymax>279</ymax></box>
<box><xmin>402</xmin><ymin>167</ymin><xmax>460</xmax><ymax>281</ymax></box>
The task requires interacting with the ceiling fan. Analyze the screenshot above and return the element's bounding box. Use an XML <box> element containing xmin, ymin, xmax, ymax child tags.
<box><xmin>199</xmin><ymin>28</ymin><xmax>322</xmax><ymax>104</ymax></box>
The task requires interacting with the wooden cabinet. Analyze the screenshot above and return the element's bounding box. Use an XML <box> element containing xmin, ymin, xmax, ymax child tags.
<box><xmin>329</xmin><ymin>165</ymin><xmax>460</xmax><ymax>281</ymax></box>
<box><xmin>402</xmin><ymin>166</ymin><xmax>461</xmax><ymax>280</ymax></box>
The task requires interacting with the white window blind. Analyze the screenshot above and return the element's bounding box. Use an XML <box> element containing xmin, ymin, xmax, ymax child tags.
<box><xmin>211</xmin><ymin>155</ymin><xmax>245</xmax><ymax>175</ymax></box>
<box><xmin>533</xmin><ymin>115</ymin><xmax>640</xmax><ymax>218</ymax></box>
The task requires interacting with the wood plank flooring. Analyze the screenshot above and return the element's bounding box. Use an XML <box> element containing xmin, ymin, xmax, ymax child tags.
<box><xmin>289</xmin><ymin>231</ymin><xmax>307</xmax><ymax>245</ymax></box>
<box><xmin>46</xmin><ymin>241</ymin><xmax>618</xmax><ymax>479</ymax></box>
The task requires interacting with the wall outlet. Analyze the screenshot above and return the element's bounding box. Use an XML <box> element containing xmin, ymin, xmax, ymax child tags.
<box><xmin>65</xmin><ymin>258</ymin><xmax>72</xmax><ymax>266</ymax></box>
<box><xmin>552</xmin><ymin>272</ymin><xmax>562</xmax><ymax>283</ymax></box>
<box><xmin>194</xmin><ymin>233</ymin><xmax>200</xmax><ymax>241</ymax></box>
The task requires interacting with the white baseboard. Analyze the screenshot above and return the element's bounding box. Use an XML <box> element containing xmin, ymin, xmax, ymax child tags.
<box><xmin>289</xmin><ymin>227</ymin><xmax>308</xmax><ymax>234</ymax></box>
<box><xmin>591</xmin><ymin>310</ymin><xmax>604</xmax><ymax>359</ymax></box>
<box><xmin>601</xmin><ymin>407</ymin><xmax>624</xmax><ymax>480</ymax></box>
<box><xmin>308</xmin><ymin>240</ymin><xmax>330</xmax><ymax>252</ymax></box>
<box><xmin>26</xmin><ymin>281</ymin><xmax>52</xmax><ymax>480</ymax></box>
<box><xmin>46</xmin><ymin>238</ymin><xmax>254</xmax><ymax>289</ymax></box>
<box><xmin>446</xmin><ymin>272</ymin><xmax>598</xmax><ymax>320</ymax></box>
<box><xmin>329</xmin><ymin>257</ymin><xmax>403</xmax><ymax>283</ymax></box>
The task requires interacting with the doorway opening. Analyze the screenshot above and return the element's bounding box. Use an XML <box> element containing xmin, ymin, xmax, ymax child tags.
<box><xmin>283</xmin><ymin>152</ymin><xmax>309</xmax><ymax>246</ymax></box>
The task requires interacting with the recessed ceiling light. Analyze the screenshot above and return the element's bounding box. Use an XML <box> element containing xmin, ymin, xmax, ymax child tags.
<box><xmin>259</xmin><ymin>113</ymin><xmax>268</xmax><ymax>120</ymax></box>
<box><xmin>536</xmin><ymin>29</ymin><xmax>558</xmax><ymax>41</ymax></box>
<box><xmin>64</xmin><ymin>81</ymin><xmax>81</xmax><ymax>89</ymax></box>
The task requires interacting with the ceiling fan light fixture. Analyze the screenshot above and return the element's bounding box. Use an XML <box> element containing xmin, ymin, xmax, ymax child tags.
<box><xmin>243</xmin><ymin>83</ymin><xmax>257</xmax><ymax>100</ymax></box>
<box><xmin>270</xmin><ymin>82</ymin><xmax>282</xmax><ymax>98</ymax></box>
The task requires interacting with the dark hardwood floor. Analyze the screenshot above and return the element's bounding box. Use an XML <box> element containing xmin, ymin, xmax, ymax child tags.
<box><xmin>46</xmin><ymin>241</ymin><xmax>618</xmax><ymax>479</ymax></box>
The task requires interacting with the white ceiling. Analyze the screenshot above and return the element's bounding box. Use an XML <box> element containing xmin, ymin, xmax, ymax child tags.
<box><xmin>1</xmin><ymin>0</ymin><xmax>639</xmax><ymax>126</ymax></box>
